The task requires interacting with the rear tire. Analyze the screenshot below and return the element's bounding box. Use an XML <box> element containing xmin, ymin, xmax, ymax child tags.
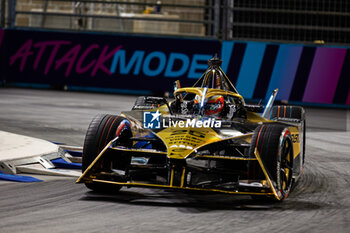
<box><xmin>82</xmin><ymin>114</ymin><xmax>131</xmax><ymax>192</ymax></box>
<box><xmin>271</xmin><ymin>105</ymin><xmax>306</xmax><ymax>165</ymax></box>
<box><xmin>249</xmin><ymin>124</ymin><xmax>294</xmax><ymax>201</ymax></box>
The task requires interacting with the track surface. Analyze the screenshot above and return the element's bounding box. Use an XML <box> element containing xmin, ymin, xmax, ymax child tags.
<box><xmin>0</xmin><ymin>88</ymin><xmax>350</xmax><ymax>233</ymax></box>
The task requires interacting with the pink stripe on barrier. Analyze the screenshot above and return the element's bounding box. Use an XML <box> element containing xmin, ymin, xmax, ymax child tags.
<box><xmin>303</xmin><ymin>47</ymin><xmax>347</xmax><ymax>104</ymax></box>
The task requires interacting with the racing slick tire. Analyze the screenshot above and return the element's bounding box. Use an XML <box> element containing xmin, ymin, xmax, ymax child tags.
<box><xmin>249</xmin><ymin>124</ymin><xmax>294</xmax><ymax>201</ymax></box>
<box><xmin>270</xmin><ymin>105</ymin><xmax>306</xmax><ymax>164</ymax></box>
<box><xmin>82</xmin><ymin>114</ymin><xmax>131</xmax><ymax>192</ymax></box>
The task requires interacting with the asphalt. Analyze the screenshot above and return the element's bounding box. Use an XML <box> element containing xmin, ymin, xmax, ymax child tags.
<box><xmin>0</xmin><ymin>88</ymin><xmax>135</xmax><ymax>146</ymax></box>
<box><xmin>0</xmin><ymin>87</ymin><xmax>349</xmax><ymax>233</ymax></box>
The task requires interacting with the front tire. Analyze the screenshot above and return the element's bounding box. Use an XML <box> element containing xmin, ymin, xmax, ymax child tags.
<box><xmin>249</xmin><ymin>124</ymin><xmax>294</xmax><ymax>201</ymax></box>
<box><xmin>82</xmin><ymin>114</ymin><xmax>131</xmax><ymax>192</ymax></box>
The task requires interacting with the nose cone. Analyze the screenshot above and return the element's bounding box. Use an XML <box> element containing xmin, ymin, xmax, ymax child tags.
<box><xmin>156</xmin><ymin>126</ymin><xmax>221</xmax><ymax>159</ymax></box>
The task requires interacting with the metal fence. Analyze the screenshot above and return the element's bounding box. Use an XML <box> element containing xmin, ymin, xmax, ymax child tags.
<box><xmin>230</xmin><ymin>0</ymin><xmax>350</xmax><ymax>45</ymax></box>
<box><xmin>1</xmin><ymin>0</ymin><xmax>350</xmax><ymax>45</ymax></box>
<box><xmin>3</xmin><ymin>0</ymin><xmax>218</xmax><ymax>37</ymax></box>
<box><xmin>0</xmin><ymin>0</ymin><xmax>7</xmax><ymax>27</ymax></box>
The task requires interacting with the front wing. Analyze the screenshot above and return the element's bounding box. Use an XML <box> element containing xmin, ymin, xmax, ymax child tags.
<box><xmin>76</xmin><ymin>138</ymin><xmax>288</xmax><ymax>201</ymax></box>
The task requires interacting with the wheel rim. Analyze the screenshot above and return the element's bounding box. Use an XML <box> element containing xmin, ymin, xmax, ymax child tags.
<box><xmin>279</xmin><ymin>138</ymin><xmax>293</xmax><ymax>195</ymax></box>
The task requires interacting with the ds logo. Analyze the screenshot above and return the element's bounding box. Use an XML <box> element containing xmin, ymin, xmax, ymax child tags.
<box><xmin>143</xmin><ymin>110</ymin><xmax>161</xmax><ymax>129</ymax></box>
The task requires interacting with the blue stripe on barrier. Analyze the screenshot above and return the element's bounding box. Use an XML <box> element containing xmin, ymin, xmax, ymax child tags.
<box><xmin>221</xmin><ymin>41</ymin><xmax>234</xmax><ymax>73</ymax></box>
<box><xmin>235</xmin><ymin>42</ymin><xmax>266</xmax><ymax>99</ymax></box>
<box><xmin>0</xmin><ymin>172</ymin><xmax>42</xmax><ymax>182</ymax></box>
<box><xmin>51</xmin><ymin>158</ymin><xmax>82</xmax><ymax>169</ymax></box>
<box><xmin>265</xmin><ymin>45</ymin><xmax>303</xmax><ymax>101</ymax></box>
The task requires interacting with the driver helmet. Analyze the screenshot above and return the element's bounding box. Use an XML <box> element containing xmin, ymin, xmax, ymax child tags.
<box><xmin>204</xmin><ymin>95</ymin><xmax>224</xmax><ymax>117</ymax></box>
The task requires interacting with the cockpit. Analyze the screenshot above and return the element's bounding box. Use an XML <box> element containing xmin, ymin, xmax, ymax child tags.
<box><xmin>171</xmin><ymin>89</ymin><xmax>245</xmax><ymax>119</ymax></box>
<box><xmin>170</xmin><ymin>56</ymin><xmax>246</xmax><ymax>119</ymax></box>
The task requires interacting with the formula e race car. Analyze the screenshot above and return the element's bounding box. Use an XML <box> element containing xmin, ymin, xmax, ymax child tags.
<box><xmin>77</xmin><ymin>56</ymin><xmax>306</xmax><ymax>201</ymax></box>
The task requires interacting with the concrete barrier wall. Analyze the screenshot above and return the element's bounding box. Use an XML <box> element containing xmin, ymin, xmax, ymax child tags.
<box><xmin>221</xmin><ymin>41</ymin><xmax>350</xmax><ymax>107</ymax></box>
<box><xmin>0</xmin><ymin>28</ymin><xmax>349</xmax><ymax>109</ymax></box>
<box><xmin>305</xmin><ymin>107</ymin><xmax>349</xmax><ymax>131</ymax></box>
<box><xmin>0</xmin><ymin>28</ymin><xmax>221</xmax><ymax>92</ymax></box>
<box><xmin>348</xmin><ymin>110</ymin><xmax>350</xmax><ymax>131</ymax></box>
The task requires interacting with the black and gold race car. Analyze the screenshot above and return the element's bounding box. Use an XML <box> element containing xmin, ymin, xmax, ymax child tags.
<box><xmin>77</xmin><ymin>56</ymin><xmax>306</xmax><ymax>201</ymax></box>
